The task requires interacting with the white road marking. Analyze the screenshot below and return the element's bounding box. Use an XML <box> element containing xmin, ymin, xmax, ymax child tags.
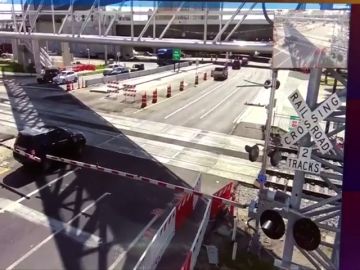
<box><xmin>232</xmin><ymin>109</ymin><xmax>245</xmax><ymax>125</ymax></box>
<box><xmin>164</xmin><ymin>77</ymin><xmax>238</xmax><ymax>120</ymax></box>
<box><xmin>0</xmin><ymin>168</ymin><xmax>81</xmax><ymax>214</ymax></box>
<box><xmin>5</xmin><ymin>193</ymin><xmax>110</xmax><ymax>270</ymax></box>
<box><xmin>107</xmin><ymin>213</ymin><xmax>160</xmax><ymax>270</ymax></box>
<box><xmin>199</xmin><ymin>87</ymin><xmax>239</xmax><ymax>119</ymax></box>
<box><xmin>0</xmin><ymin>198</ymin><xmax>101</xmax><ymax>248</ymax></box>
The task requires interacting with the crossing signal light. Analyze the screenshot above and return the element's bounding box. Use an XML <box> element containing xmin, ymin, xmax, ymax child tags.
<box><xmin>264</xmin><ymin>79</ymin><xmax>280</xmax><ymax>90</ymax></box>
<box><xmin>245</xmin><ymin>145</ymin><xmax>259</xmax><ymax>162</ymax></box>
<box><xmin>293</xmin><ymin>218</ymin><xmax>321</xmax><ymax>251</ymax></box>
<box><xmin>260</xmin><ymin>209</ymin><xmax>286</xmax><ymax>239</ymax></box>
<box><xmin>269</xmin><ymin>149</ymin><xmax>282</xmax><ymax>167</ymax></box>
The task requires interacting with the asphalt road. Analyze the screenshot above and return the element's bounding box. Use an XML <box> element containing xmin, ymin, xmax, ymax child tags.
<box><xmin>133</xmin><ymin>66</ymin><xmax>270</xmax><ymax>134</ymax></box>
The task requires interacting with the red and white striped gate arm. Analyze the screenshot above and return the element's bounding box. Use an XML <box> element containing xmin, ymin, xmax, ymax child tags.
<box><xmin>45</xmin><ymin>154</ymin><xmax>247</xmax><ymax>209</ymax></box>
<box><xmin>0</xmin><ymin>142</ymin><xmax>247</xmax><ymax>209</ymax></box>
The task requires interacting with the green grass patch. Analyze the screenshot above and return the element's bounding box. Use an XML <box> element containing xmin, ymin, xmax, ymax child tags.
<box><xmin>95</xmin><ymin>64</ymin><xmax>106</xmax><ymax>70</ymax></box>
<box><xmin>0</xmin><ymin>61</ymin><xmax>24</xmax><ymax>73</ymax></box>
<box><xmin>79</xmin><ymin>69</ymin><xmax>104</xmax><ymax>76</ymax></box>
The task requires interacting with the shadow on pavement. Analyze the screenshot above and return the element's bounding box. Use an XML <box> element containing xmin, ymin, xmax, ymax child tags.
<box><xmin>1</xmin><ymin>74</ymin><xmax>195</xmax><ymax>270</ymax></box>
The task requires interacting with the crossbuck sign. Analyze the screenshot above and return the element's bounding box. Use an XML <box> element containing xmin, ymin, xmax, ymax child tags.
<box><xmin>281</xmin><ymin>89</ymin><xmax>341</xmax><ymax>155</ymax></box>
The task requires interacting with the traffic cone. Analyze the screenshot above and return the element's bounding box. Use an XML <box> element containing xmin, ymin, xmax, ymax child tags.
<box><xmin>141</xmin><ymin>93</ymin><xmax>147</xmax><ymax>108</ymax></box>
<box><xmin>166</xmin><ymin>85</ymin><xmax>171</xmax><ymax>98</ymax></box>
<box><xmin>66</xmin><ymin>83</ymin><xmax>71</xmax><ymax>92</ymax></box>
<box><xmin>152</xmin><ymin>89</ymin><xmax>157</xmax><ymax>103</ymax></box>
<box><xmin>203</xmin><ymin>72</ymin><xmax>207</xmax><ymax>81</ymax></box>
<box><xmin>179</xmin><ymin>80</ymin><xmax>184</xmax><ymax>91</ymax></box>
<box><xmin>195</xmin><ymin>74</ymin><xmax>199</xmax><ymax>85</ymax></box>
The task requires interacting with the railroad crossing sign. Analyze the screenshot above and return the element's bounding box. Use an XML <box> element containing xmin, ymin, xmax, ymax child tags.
<box><xmin>172</xmin><ymin>48</ymin><xmax>182</xmax><ymax>61</ymax></box>
<box><xmin>281</xmin><ymin>89</ymin><xmax>341</xmax><ymax>154</ymax></box>
<box><xmin>286</xmin><ymin>147</ymin><xmax>321</xmax><ymax>174</ymax></box>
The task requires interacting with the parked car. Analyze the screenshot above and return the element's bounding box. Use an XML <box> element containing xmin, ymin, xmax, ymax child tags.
<box><xmin>103</xmin><ymin>66</ymin><xmax>130</xmax><ymax>76</ymax></box>
<box><xmin>53</xmin><ymin>70</ymin><xmax>78</xmax><ymax>84</ymax></box>
<box><xmin>212</xmin><ymin>66</ymin><xmax>228</xmax><ymax>81</ymax></box>
<box><xmin>131</xmin><ymin>64</ymin><xmax>145</xmax><ymax>72</ymax></box>
<box><xmin>13</xmin><ymin>126</ymin><xmax>86</xmax><ymax>172</ymax></box>
<box><xmin>232</xmin><ymin>59</ymin><xmax>241</xmax><ymax>70</ymax></box>
<box><xmin>37</xmin><ymin>67</ymin><xmax>60</xmax><ymax>84</ymax></box>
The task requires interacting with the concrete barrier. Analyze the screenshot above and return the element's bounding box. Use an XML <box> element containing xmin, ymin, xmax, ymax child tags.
<box><xmin>85</xmin><ymin>62</ymin><xmax>191</xmax><ymax>87</ymax></box>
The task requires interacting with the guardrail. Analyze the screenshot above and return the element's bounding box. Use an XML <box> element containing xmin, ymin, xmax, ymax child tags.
<box><xmin>134</xmin><ymin>207</ymin><xmax>176</xmax><ymax>270</ymax></box>
<box><xmin>180</xmin><ymin>199</ymin><xmax>212</xmax><ymax>270</ymax></box>
<box><xmin>85</xmin><ymin>62</ymin><xmax>191</xmax><ymax>87</ymax></box>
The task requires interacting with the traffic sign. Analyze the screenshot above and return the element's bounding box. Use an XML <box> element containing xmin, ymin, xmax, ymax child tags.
<box><xmin>172</xmin><ymin>48</ymin><xmax>181</xmax><ymax>61</ymax></box>
<box><xmin>289</xmin><ymin>115</ymin><xmax>300</xmax><ymax>131</ymax></box>
<box><xmin>285</xmin><ymin>147</ymin><xmax>321</xmax><ymax>174</ymax></box>
<box><xmin>281</xmin><ymin>89</ymin><xmax>341</xmax><ymax>154</ymax></box>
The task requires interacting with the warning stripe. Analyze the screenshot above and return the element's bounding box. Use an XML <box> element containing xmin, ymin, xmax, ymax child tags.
<box><xmin>1</xmin><ymin>144</ymin><xmax>247</xmax><ymax>209</ymax></box>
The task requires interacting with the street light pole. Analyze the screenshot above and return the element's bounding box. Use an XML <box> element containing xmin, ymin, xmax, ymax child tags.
<box><xmin>87</xmin><ymin>48</ymin><xmax>90</xmax><ymax>64</ymax></box>
<box><xmin>250</xmin><ymin>69</ymin><xmax>278</xmax><ymax>254</ymax></box>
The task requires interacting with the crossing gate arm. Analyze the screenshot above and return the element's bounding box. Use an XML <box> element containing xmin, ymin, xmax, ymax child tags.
<box><xmin>0</xmin><ymin>143</ymin><xmax>248</xmax><ymax>210</ymax></box>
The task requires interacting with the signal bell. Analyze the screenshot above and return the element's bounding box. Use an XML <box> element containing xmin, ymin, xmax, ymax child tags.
<box><xmin>293</xmin><ymin>218</ymin><xmax>321</xmax><ymax>251</ymax></box>
<box><xmin>260</xmin><ymin>209</ymin><xmax>286</xmax><ymax>240</ymax></box>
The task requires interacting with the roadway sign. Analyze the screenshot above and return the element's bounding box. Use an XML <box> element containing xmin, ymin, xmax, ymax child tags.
<box><xmin>285</xmin><ymin>147</ymin><xmax>321</xmax><ymax>174</ymax></box>
<box><xmin>172</xmin><ymin>48</ymin><xmax>181</xmax><ymax>61</ymax></box>
<box><xmin>281</xmin><ymin>89</ymin><xmax>341</xmax><ymax>154</ymax></box>
<box><xmin>289</xmin><ymin>115</ymin><xmax>300</xmax><ymax>131</ymax></box>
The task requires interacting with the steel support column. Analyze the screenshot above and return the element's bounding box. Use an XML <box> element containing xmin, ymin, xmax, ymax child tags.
<box><xmin>203</xmin><ymin>6</ymin><xmax>208</xmax><ymax>44</ymax></box>
<box><xmin>281</xmin><ymin>68</ymin><xmax>322</xmax><ymax>268</ymax></box>
<box><xmin>130</xmin><ymin>0</ymin><xmax>134</xmax><ymax>40</ymax></box>
<box><xmin>51</xmin><ymin>0</ymin><xmax>55</xmax><ymax>33</ymax></box>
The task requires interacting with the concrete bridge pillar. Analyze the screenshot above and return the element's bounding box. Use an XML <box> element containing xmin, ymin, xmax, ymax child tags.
<box><xmin>61</xmin><ymin>42</ymin><xmax>73</xmax><ymax>67</ymax></box>
<box><xmin>31</xmin><ymin>40</ymin><xmax>42</xmax><ymax>74</ymax></box>
<box><xmin>120</xmin><ymin>46</ymin><xmax>134</xmax><ymax>60</ymax></box>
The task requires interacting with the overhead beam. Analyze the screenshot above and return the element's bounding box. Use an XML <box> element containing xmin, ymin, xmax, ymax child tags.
<box><xmin>159</xmin><ymin>2</ymin><xmax>185</xmax><ymax>39</ymax></box>
<box><xmin>0</xmin><ymin>31</ymin><xmax>273</xmax><ymax>53</ymax></box>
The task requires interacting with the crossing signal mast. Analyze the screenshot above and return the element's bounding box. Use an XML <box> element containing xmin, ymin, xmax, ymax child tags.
<box><xmin>245</xmin><ymin>67</ymin><xmax>345</xmax><ymax>269</ymax></box>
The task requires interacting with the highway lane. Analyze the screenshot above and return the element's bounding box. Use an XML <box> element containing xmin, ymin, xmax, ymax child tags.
<box><xmin>134</xmin><ymin>66</ymin><xmax>270</xmax><ymax>134</ymax></box>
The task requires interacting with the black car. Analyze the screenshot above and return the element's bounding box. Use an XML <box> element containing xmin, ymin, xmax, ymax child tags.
<box><xmin>13</xmin><ymin>126</ymin><xmax>86</xmax><ymax>171</ymax></box>
<box><xmin>131</xmin><ymin>64</ymin><xmax>145</xmax><ymax>72</ymax></box>
<box><xmin>37</xmin><ymin>67</ymin><xmax>60</xmax><ymax>84</ymax></box>
<box><xmin>232</xmin><ymin>59</ymin><xmax>241</xmax><ymax>70</ymax></box>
